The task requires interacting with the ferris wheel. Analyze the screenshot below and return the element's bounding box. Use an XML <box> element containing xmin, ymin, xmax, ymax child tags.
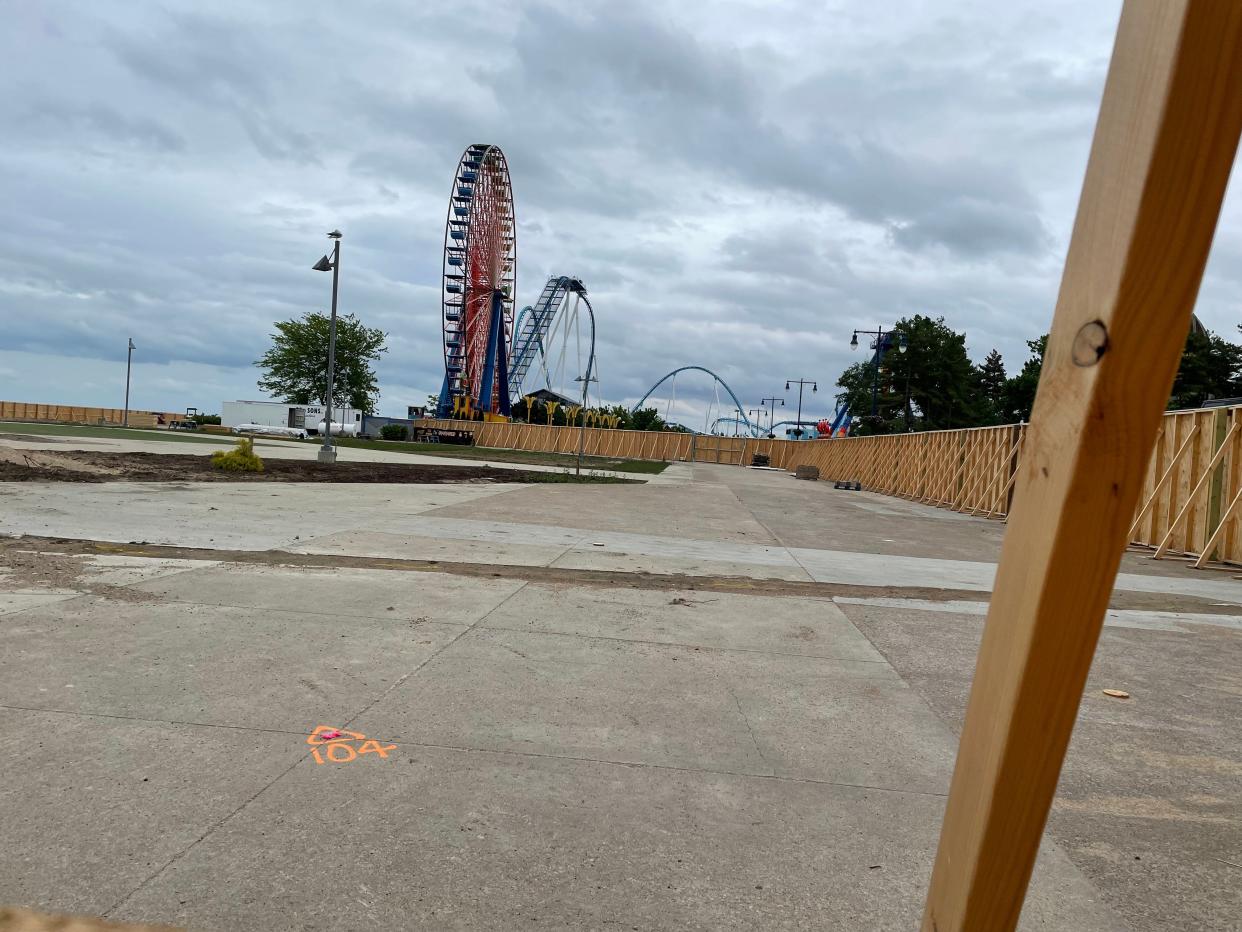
<box><xmin>508</xmin><ymin>276</ymin><xmax>598</xmax><ymax>409</ymax></box>
<box><xmin>438</xmin><ymin>144</ymin><xmax>516</xmax><ymax>417</ymax></box>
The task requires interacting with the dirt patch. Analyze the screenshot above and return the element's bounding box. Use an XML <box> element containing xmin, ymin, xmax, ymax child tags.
<box><xmin>0</xmin><ymin>447</ymin><xmax>122</xmax><ymax>480</ymax></box>
<box><xmin>0</xmin><ymin>547</ymin><xmax>159</xmax><ymax>603</ymax></box>
<box><xmin>0</xmin><ymin>450</ymin><xmax>631</xmax><ymax>484</ymax></box>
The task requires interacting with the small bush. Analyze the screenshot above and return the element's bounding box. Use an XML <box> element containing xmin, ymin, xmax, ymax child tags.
<box><xmin>379</xmin><ymin>424</ymin><xmax>409</xmax><ymax>441</ymax></box>
<box><xmin>211</xmin><ymin>437</ymin><xmax>264</xmax><ymax>472</ymax></box>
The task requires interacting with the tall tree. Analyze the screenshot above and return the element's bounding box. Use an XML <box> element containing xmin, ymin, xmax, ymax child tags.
<box><xmin>1167</xmin><ymin>326</ymin><xmax>1241</xmax><ymax>409</ymax></box>
<box><xmin>1000</xmin><ymin>334</ymin><xmax>1047</xmax><ymax>423</ymax></box>
<box><xmin>887</xmin><ymin>315</ymin><xmax>988</xmax><ymax>431</ymax></box>
<box><xmin>977</xmin><ymin>349</ymin><xmax>1008</xmax><ymax>424</ymax></box>
<box><xmin>256</xmin><ymin>312</ymin><xmax>387</xmax><ymax>414</ymax></box>
<box><xmin>834</xmin><ymin>315</ymin><xmax>988</xmax><ymax>434</ymax></box>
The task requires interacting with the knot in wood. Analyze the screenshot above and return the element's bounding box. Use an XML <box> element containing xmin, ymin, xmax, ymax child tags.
<box><xmin>1071</xmin><ymin>320</ymin><xmax>1109</xmax><ymax>367</ymax></box>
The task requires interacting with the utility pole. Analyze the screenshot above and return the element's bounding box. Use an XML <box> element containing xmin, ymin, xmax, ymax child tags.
<box><xmin>785</xmin><ymin>378</ymin><xmax>817</xmax><ymax>438</ymax></box>
<box><xmin>123</xmin><ymin>338</ymin><xmax>135</xmax><ymax>428</ymax></box>
<box><xmin>760</xmin><ymin>395</ymin><xmax>785</xmax><ymax>439</ymax></box>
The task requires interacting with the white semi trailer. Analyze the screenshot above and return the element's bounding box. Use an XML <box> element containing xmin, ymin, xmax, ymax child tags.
<box><xmin>221</xmin><ymin>400</ymin><xmax>363</xmax><ymax>435</ymax></box>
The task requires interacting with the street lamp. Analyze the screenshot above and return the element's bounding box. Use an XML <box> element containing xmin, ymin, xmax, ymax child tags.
<box><xmin>123</xmin><ymin>338</ymin><xmax>135</xmax><ymax>428</ymax></box>
<box><xmin>313</xmin><ymin>230</ymin><xmax>343</xmax><ymax>464</ymax></box>
<box><xmin>747</xmin><ymin>408</ymin><xmax>763</xmax><ymax>438</ymax></box>
<box><xmin>850</xmin><ymin>325</ymin><xmax>907</xmax><ymax>416</ymax></box>
<box><xmin>760</xmin><ymin>395</ymin><xmax>784</xmax><ymax>439</ymax></box>
<box><xmin>785</xmin><ymin>378</ymin><xmax>817</xmax><ymax>439</ymax></box>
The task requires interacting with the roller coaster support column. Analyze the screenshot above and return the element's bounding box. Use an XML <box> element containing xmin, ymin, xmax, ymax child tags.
<box><xmin>574</xmin><ymin>293</ymin><xmax>597</xmax><ymax>476</ymax></box>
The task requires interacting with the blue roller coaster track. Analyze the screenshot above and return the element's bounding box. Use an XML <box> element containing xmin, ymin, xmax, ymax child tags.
<box><xmin>508</xmin><ymin>275</ymin><xmax>589</xmax><ymax>402</ymax></box>
<box><xmin>635</xmin><ymin>368</ymin><xmax>853</xmax><ymax>439</ymax></box>
<box><xmin>632</xmin><ymin>366</ymin><xmax>757</xmax><ymax>434</ymax></box>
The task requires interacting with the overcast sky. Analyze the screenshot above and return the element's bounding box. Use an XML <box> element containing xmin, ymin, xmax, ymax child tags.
<box><xmin>2</xmin><ymin>0</ymin><xmax>1239</xmax><ymax>425</ymax></box>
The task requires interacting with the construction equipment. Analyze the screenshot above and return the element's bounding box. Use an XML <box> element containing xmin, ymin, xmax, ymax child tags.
<box><xmin>169</xmin><ymin>407</ymin><xmax>199</xmax><ymax>431</ymax></box>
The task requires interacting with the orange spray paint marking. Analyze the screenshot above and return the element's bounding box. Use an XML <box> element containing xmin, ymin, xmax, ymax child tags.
<box><xmin>306</xmin><ymin>725</ymin><xmax>396</xmax><ymax>765</ymax></box>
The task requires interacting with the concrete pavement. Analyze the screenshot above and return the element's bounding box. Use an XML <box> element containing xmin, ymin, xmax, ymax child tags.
<box><xmin>1</xmin><ymin>448</ymin><xmax>1239</xmax><ymax>929</ymax></box>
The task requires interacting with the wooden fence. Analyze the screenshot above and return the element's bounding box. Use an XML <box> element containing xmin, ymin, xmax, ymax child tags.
<box><xmin>0</xmin><ymin>400</ymin><xmax>161</xmax><ymax>429</ymax></box>
<box><xmin>421</xmin><ymin>405</ymin><xmax>1242</xmax><ymax>566</ymax></box>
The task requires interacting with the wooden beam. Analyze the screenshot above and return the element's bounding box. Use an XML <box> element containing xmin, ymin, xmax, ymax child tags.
<box><xmin>1126</xmin><ymin>423</ymin><xmax>1200</xmax><ymax>540</ymax></box>
<box><xmin>922</xmin><ymin>3</ymin><xmax>1242</xmax><ymax>930</ymax></box>
<box><xmin>1193</xmin><ymin>482</ymin><xmax>1242</xmax><ymax>568</ymax></box>
<box><xmin>1152</xmin><ymin>421</ymin><xmax>1238</xmax><ymax>557</ymax></box>
<box><xmin>970</xmin><ymin>435</ymin><xmax>1022</xmax><ymax>517</ymax></box>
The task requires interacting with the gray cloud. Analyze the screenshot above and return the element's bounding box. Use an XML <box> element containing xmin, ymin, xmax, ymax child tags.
<box><xmin>1</xmin><ymin>0</ymin><xmax>1237</xmax><ymax>425</ymax></box>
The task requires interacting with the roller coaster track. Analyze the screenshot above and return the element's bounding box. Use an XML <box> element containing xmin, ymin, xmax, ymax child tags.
<box><xmin>633</xmin><ymin>366</ymin><xmax>754</xmax><ymax>433</ymax></box>
<box><xmin>508</xmin><ymin>276</ymin><xmax>587</xmax><ymax>401</ymax></box>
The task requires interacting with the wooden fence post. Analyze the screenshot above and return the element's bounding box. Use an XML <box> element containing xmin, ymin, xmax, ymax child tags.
<box><xmin>922</xmin><ymin>3</ymin><xmax>1242</xmax><ymax>930</ymax></box>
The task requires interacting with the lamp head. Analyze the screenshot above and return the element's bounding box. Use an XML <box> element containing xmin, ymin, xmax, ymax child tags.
<box><xmin>850</xmin><ymin>332</ymin><xmax>859</xmax><ymax>350</ymax></box>
<box><xmin>312</xmin><ymin>255</ymin><xmax>333</xmax><ymax>272</ymax></box>
<box><xmin>785</xmin><ymin>381</ymin><xmax>790</xmax><ymax>391</ymax></box>
<box><xmin>898</xmin><ymin>333</ymin><xmax>908</xmax><ymax>353</ymax></box>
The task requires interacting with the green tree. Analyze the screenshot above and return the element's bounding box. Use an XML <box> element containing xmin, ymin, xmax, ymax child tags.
<box><xmin>630</xmin><ymin>406</ymin><xmax>669</xmax><ymax>432</ymax></box>
<box><xmin>1168</xmin><ymin>326</ymin><xmax>1241</xmax><ymax>409</ymax></box>
<box><xmin>977</xmin><ymin>349</ymin><xmax>1007</xmax><ymax>425</ymax></box>
<box><xmin>1000</xmin><ymin>335</ymin><xmax>1047</xmax><ymax>423</ymax></box>
<box><xmin>256</xmin><ymin>312</ymin><xmax>387</xmax><ymax>414</ymax></box>
<box><xmin>899</xmin><ymin>316</ymin><xmax>988</xmax><ymax>430</ymax></box>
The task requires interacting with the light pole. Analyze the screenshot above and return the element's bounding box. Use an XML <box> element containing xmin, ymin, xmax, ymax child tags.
<box><xmin>760</xmin><ymin>395</ymin><xmax>784</xmax><ymax>439</ymax></box>
<box><xmin>123</xmin><ymin>338</ymin><xmax>135</xmax><ymax>428</ymax></box>
<box><xmin>747</xmin><ymin>408</ymin><xmax>763</xmax><ymax>438</ymax></box>
<box><xmin>850</xmin><ymin>325</ymin><xmax>907</xmax><ymax>416</ymax></box>
<box><xmin>313</xmin><ymin>230</ymin><xmax>343</xmax><ymax>464</ymax></box>
<box><xmin>785</xmin><ymin>378</ymin><xmax>817</xmax><ymax>439</ymax></box>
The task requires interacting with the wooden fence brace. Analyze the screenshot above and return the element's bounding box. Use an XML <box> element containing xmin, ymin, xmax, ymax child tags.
<box><xmin>922</xmin><ymin>3</ymin><xmax>1242</xmax><ymax>929</ymax></box>
<box><xmin>985</xmin><ymin>430</ymin><xmax>1022</xmax><ymax>516</ymax></box>
<box><xmin>932</xmin><ymin>435</ymin><xmax>956</xmax><ymax>502</ymax></box>
<box><xmin>920</xmin><ymin>438</ymin><xmax>953</xmax><ymax>503</ymax></box>
<box><xmin>1193</xmin><ymin>480</ymin><xmax>1242</xmax><ymax>569</ymax></box>
<box><xmin>1126</xmin><ymin>424</ymin><xmax>1201</xmax><ymax>540</ymax></box>
<box><xmin>971</xmin><ymin>435</ymin><xmax>1023</xmax><ymax>517</ymax></box>
<box><xmin>1152</xmin><ymin>420</ymin><xmax>1238</xmax><ymax>558</ymax></box>
<box><xmin>955</xmin><ymin>438</ymin><xmax>998</xmax><ymax>512</ymax></box>
<box><xmin>939</xmin><ymin>433</ymin><xmax>974</xmax><ymax>505</ymax></box>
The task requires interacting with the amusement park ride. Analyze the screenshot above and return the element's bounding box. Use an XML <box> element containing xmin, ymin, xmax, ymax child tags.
<box><xmin>434</xmin><ymin>143</ymin><xmax>838</xmax><ymax>437</ymax></box>
<box><xmin>437</xmin><ymin>145</ymin><xmax>597</xmax><ymax>420</ymax></box>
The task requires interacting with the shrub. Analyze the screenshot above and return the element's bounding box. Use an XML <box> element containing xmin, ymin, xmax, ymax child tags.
<box><xmin>211</xmin><ymin>437</ymin><xmax>264</xmax><ymax>472</ymax></box>
<box><xmin>379</xmin><ymin>423</ymin><xmax>409</xmax><ymax>441</ymax></box>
